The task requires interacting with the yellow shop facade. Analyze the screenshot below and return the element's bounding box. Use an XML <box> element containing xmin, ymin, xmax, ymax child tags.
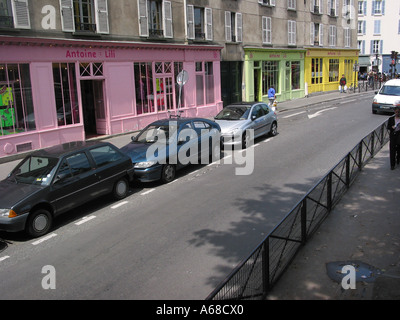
<box><xmin>305</xmin><ymin>48</ymin><xmax>359</xmax><ymax>94</ymax></box>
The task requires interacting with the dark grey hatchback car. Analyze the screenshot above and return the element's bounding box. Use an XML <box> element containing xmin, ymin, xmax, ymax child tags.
<box><xmin>0</xmin><ymin>141</ymin><xmax>134</xmax><ymax>238</ymax></box>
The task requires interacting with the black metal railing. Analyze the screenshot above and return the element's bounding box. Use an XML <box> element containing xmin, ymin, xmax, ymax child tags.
<box><xmin>206</xmin><ymin>119</ymin><xmax>390</xmax><ymax>300</ymax></box>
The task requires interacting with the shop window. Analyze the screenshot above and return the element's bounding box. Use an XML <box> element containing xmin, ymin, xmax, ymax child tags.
<box><xmin>79</xmin><ymin>62</ymin><xmax>103</xmax><ymax>77</ymax></box>
<box><xmin>0</xmin><ymin>63</ymin><xmax>35</xmax><ymax>136</ymax></box>
<box><xmin>195</xmin><ymin>61</ymin><xmax>214</xmax><ymax>106</ymax></box>
<box><xmin>291</xmin><ymin>61</ymin><xmax>301</xmax><ymax>90</ymax></box>
<box><xmin>311</xmin><ymin>58</ymin><xmax>323</xmax><ymax>84</ymax></box>
<box><xmin>262</xmin><ymin>61</ymin><xmax>279</xmax><ymax>96</ymax></box>
<box><xmin>53</xmin><ymin>63</ymin><xmax>80</xmax><ymax>126</ymax></box>
<box><xmin>134</xmin><ymin>62</ymin><xmax>154</xmax><ymax>115</ymax></box>
<box><xmin>329</xmin><ymin>59</ymin><xmax>339</xmax><ymax>82</ymax></box>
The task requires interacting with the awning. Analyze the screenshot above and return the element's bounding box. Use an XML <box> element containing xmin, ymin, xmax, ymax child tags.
<box><xmin>358</xmin><ymin>56</ymin><xmax>371</xmax><ymax>66</ymax></box>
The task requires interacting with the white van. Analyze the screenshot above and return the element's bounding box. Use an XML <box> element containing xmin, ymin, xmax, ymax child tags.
<box><xmin>372</xmin><ymin>79</ymin><xmax>400</xmax><ymax>114</ymax></box>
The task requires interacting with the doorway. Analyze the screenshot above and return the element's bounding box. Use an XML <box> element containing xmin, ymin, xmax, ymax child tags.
<box><xmin>80</xmin><ymin>80</ymin><xmax>106</xmax><ymax>138</ymax></box>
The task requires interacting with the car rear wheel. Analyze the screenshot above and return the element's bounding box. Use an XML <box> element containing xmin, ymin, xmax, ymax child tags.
<box><xmin>161</xmin><ymin>164</ymin><xmax>176</xmax><ymax>183</ymax></box>
<box><xmin>269</xmin><ymin>122</ymin><xmax>278</xmax><ymax>136</ymax></box>
<box><xmin>113</xmin><ymin>177</ymin><xmax>129</xmax><ymax>200</ymax></box>
<box><xmin>26</xmin><ymin>209</ymin><xmax>52</xmax><ymax>238</ymax></box>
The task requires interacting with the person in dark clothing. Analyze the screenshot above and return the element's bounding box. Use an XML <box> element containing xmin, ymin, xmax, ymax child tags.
<box><xmin>339</xmin><ymin>74</ymin><xmax>347</xmax><ymax>93</ymax></box>
<box><xmin>387</xmin><ymin>106</ymin><xmax>400</xmax><ymax>170</ymax></box>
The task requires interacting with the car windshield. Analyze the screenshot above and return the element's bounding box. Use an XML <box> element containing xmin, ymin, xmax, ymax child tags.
<box><xmin>134</xmin><ymin>124</ymin><xmax>178</xmax><ymax>144</ymax></box>
<box><xmin>215</xmin><ymin>106</ymin><xmax>251</xmax><ymax>120</ymax></box>
<box><xmin>379</xmin><ymin>85</ymin><xmax>400</xmax><ymax>96</ymax></box>
<box><xmin>7</xmin><ymin>156</ymin><xmax>59</xmax><ymax>186</ymax></box>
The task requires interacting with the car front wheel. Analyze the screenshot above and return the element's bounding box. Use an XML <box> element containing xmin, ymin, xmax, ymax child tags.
<box><xmin>26</xmin><ymin>209</ymin><xmax>52</xmax><ymax>238</ymax></box>
<box><xmin>161</xmin><ymin>164</ymin><xmax>176</xmax><ymax>183</ymax></box>
<box><xmin>269</xmin><ymin>122</ymin><xmax>278</xmax><ymax>136</ymax></box>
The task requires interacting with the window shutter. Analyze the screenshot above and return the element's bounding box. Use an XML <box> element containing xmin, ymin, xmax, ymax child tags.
<box><xmin>270</xmin><ymin>0</ymin><xmax>276</xmax><ymax>6</ymax></box>
<box><xmin>363</xmin><ymin>20</ymin><xmax>366</xmax><ymax>34</ymax></box>
<box><xmin>138</xmin><ymin>0</ymin><xmax>148</xmax><ymax>37</ymax></box>
<box><xmin>380</xmin><ymin>40</ymin><xmax>383</xmax><ymax>54</ymax></box>
<box><xmin>363</xmin><ymin>1</ymin><xmax>367</xmax><ymax>15</ymax></box>
<box><xmin>225</xmin><ymin>11</ymin><xmax>231</xmax><ymax>42</ymax></box>
<box><xmin>95</xmin><ymin>0</ymin><xmax>109</xmax><ymax>34</ymax></box>
<box><xmin>60</xmin><ymin>0</ymin><xmax>74</xmax><ymax>32</ymax></box>
<box><xmin>370</xmin><ymin>40</ymin><xmax>373</xmax><ymax>54</ymax></box>
<box><xmin>371</xmin><ymin>1</ymin><xmax>375</xmax><ymax>15</ymax></box>
<box><xmin>186</xmin><ymin>5</ymin><xmax>194</xmax><ymax>39</ymax></box>
<box><xmin>310</xmin><ymin>22</ymin><xmax>315</xmax><ymax>45</ymax></box>
<box><xmin>319</xmin><ymin>23</ymin><xmax>323</xmax><ymax>46</ymax></box>
<box><xmin>362</xmin><ymin>40</ymin><xmax>365</xmax><ymax>54</ymax></box>
<box><xmin>236</xmin><ymin>13</ymin><xmax>242</xmax><ymax>42</ymax></box>
<box><xmin>12</xmin><ymin>0</ymin><xmax>30</xmax><ymax>29</ymax></box>
<box><xmin>163</xmin><ymin>1</ymin><xmax>173</xmax><ymax>38</ymax></box>
<box><xmin>336</xmin><ymin>0</ymin><xmax>339</xmax><ymax>16</ymax></box>
<box><xmin>205</xmin><ymin>7</ymin><xmax>212</xmax><ymax>40</ymax></box>
<box><xmin>382</xmin><ymin>0</ymin><xmax>385</xmax><ymax>15</ymax></box>
<box><xmin>319</xmin><ymin>0</ymin><xmax>323</xmax><ymax>14</ymax></box>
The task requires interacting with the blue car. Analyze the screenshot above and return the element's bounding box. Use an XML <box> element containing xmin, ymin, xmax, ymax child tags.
<box><xmin>120</xmin><ymin>118</ymin><xmax>221</xmax><ymax>183</ymax></box>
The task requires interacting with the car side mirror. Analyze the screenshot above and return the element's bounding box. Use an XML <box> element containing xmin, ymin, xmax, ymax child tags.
<box><xmin>251</xmin><ymin>115</ymin><xmax>256</xmax><ymax>121</ymax></box>
<box><xmin>375</xmin><ymin>91</ymin><xmax>378</xmax><ymax>94</ymax></box>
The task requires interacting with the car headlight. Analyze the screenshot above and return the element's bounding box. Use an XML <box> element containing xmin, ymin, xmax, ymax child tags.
<box><xmin>394</xmin><ymin>100</ymin><xmax>400</xmax><ymax>107</ymax></box>
<box><xmin>226</xmin><ymin>128</ymin><xmax>242</xmax><ymax>135</ymax></box>
<box><xmin>0</xmin><ymin>208</ymin><xmax>17</xmax><ymax>218</ymax></box>
<box><xmin>373</xmin><ymin>98</ymin><xmax>378</xmax><ymax>104</ymax></box>
<box><xmin>134</xmin><ymin>160</ymin><xmax>158</xmax><ymax>168</ymax></box>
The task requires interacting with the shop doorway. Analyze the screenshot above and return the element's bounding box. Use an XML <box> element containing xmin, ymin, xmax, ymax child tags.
<box><xmin>80</xmin><ymin>80</ymin><xmax>106</xmax><ymax>138</ymax></box>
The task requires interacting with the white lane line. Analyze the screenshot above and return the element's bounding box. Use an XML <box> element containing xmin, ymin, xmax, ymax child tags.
<box><xmin>31</xmin><ymin>233</ymin><xmax>57</xmax><ymax>246</ymax></box>
<box><xmin>282</xmin><ymin>111</ymin><xmax>306</xmax><ymax>119</ymax></box>
<box><xmin>140</xmin><ymin>189</ymin><xmax>155</xmax><ymax>196</ymax></box>
<box><xmin>0</xmin><ymin>256</ymin><xmax>10</xmax><ymax>262</ymax></box>
<box><xmin>75</xmin><ymin>215</ymin><xmax>97</xmax><ymax>225</ymax></box>
<box><xmin>111</xmin><ymin>201</ymin><xmax>128</xmax><ymax>209</ymax></box>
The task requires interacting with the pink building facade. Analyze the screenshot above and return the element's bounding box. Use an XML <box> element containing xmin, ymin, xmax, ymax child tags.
<box><xmin>0</xmin><ymin>36</ymin><xmax>223</xmax><ymax>158</ymax></box>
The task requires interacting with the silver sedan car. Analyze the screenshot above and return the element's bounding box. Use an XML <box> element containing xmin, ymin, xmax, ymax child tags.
<box><xmin>214</xmin><ymin>102</ymin><xmax>278</xmax><ymax>149</ymax></box>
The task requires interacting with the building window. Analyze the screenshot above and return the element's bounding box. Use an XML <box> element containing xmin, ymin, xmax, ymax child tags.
<box><xmin>329</xmin><ymin>0</ymin><xmax>338</xmax><ymax>16</ymax></box>
<box><xmin>0</xmin><ymin>0</ymin><xmax>30</xmax><ymax>29</ymax></box>
<box><xmin>53</xmin><ymin>63</ymin><xmax>80</xmax><ymax>126</ymax></box>
<box><xmin>186</xmin><ymin>5</ymin><xmax>212</xmax><ymax>41</ymax></box>
<box><xmin>291</xmin><ymin>61</ymin><xmax>301</xmax><ymax>90</ymax></box>
<box><xmin>329</xmin><ymin>25</ymin><xmax>336</xmax><ymax>47</ymax></box>
<box><xmin>73</xmin><ymin>0</ymin><xmax>96</xmax><ymax>32</ymax></box>
<box><xmin>138</xmin><ymin>0</ymin><xmax>173</xmax><ymax>38</ymax></box>
<box><xmin>373</xmin><ymin>20</ymin><xmax>381</xmax><ymax>35</ymax></box>
<box><xmin>225</xmin><ymin>11</ymin><xmax>242</xmax><ymax>43</ymax></box>
<box><xmin>358</xmin><ymin>40</ymin><xmax>365</xmax><ymax>54</ymax></box>
<box><xmin>262</xmin><ymin>16</ymin><xmax>271</xmax><ymax>44</ymax></box>
<box><xmin>262</xmin><ymin>61</ymin><xmax>279</xmax><ymax>96</ymax></box>
<box><xmin>344</xmin><ymin>28</ymin><xmax>351</xmax><ymax>48</ymax></box>
<box><xmin>311</xmin><ymin>22</ymin><xmax>323</xmax><ymax>46</ymax></box>
<box><xmin>371</xmin><ymin>40</ymin><xmax>381</xmax><ymax>54</ymax></box>
<box><xmin>311</xmin><ymin>58</ymin><xmax>323</xmax><ymax>84</ymax></box>
<box><xmin>329</xmin><ymin>59</ymin><xmax>339</xmax><ymax>82</ymax></box>
<box><xmin>0</xmin><ymin>63</ymin><xmax>35</xmax><ymax>135</ymax></box>
<box><xmin>288</xmin><ymin>20</ymin><xmax>296</xmax><ymax>46</ymax></box>
<box><xmin>373</xmin><ymin>0</ymin><xmax>383</xmax><ymax>15</ymax></box>
<box><xmin>358</xmin><ymin>1</ymin><xmax>366</xmax><ymax>15</ymax></box>
<box><xmin>258</xmin><ymin>0</ymin><xmax>276</xmax><ymax>6</ymax></box>
<box><xmin>287</xmin><ymin>0</ymin><xmax>296</xmax><ymax>10</ymax></box>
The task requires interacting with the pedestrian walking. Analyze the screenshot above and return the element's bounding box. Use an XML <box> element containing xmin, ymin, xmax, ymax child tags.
<box><xmin>387</xmin><ymin>106</ymin><xmax>400</xmax><ymax>170</ymax></box>
<box><xmin>339</xmin><ymin>74</ymin><xmax>347</xmax><ymax>93</ymax></box>
<box><xmin>268</xmin><ymin>86</ymin><xmax>276</xmax><ymax>108</ymax></box>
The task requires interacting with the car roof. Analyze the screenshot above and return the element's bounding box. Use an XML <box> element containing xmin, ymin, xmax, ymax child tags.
<box><xmin>384</xmin><ymin>79</ymin><xmax>400</xmax><ymax>86</ymax></box>
<box><xmin>225</xmin><ymin>102</ymin><xmax>264</xmax><ymax>107</ymax></box>
<box><xmin>149</xmin><ymin>117</ymin><xmax>215</xmax><ymax>126</ymax></box>
<box><xmin>31</xmin><ymin>141</ymin><xmax>110</xmax><ymax>158</ymax></box>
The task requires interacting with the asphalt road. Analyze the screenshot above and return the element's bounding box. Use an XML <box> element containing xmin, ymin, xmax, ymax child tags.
<box><xmin>0</xmin><ymin>93</ymin><xmax>389</xmax><ymax>299</ymax></box>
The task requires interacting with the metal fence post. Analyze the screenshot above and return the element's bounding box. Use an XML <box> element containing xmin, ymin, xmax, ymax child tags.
<box><xmin>346</xmin><ymin>153</ymin><xmax>350</xmax><ymax>188</ymax></box>
<box><xmin>371</xmin><ymin>132</ymin><xmax>375</xmax><ymax>157</ymax></box>
<box><xmin>262</xmin><ymin>238</ymin><xmax>270</xmax><ymax>298</ymax></box>
<box><xmin>327</xmin><ymin>172</ymin><xmax>332</xmax><ymax>212</ymax></box>
<box><xmin>358</xmin><ymin>142</ymin><xmax>363</xmax><ymax>170</ymax></box>
<box><xmin>301</xmin><ymin>199</ymin><xmax>307</xmax><ymax>245</ymax></box>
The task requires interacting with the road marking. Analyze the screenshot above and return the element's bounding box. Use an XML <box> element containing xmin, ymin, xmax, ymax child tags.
<box><xmin>308</xmin><ymin>106</ymin><xmax>337</xmax><ymax>119</ymax></box>
<box><xmin>32</xmin><ymin>233</ymin><xmax>57</xmax><ymax>246</ymax></box>
<box><xmin>141</xmin><ymin>189</ymin><xmax>155</xmax><ymax>196</ymax></box>
<box><xmin>75</xmin><ymin>215</ymin><xmax>97</xmax><ymax>225</ymax></box>
<box><xmin>282</xmin><ymin>111</ymin><xmax>306</xmax><ymax>119</ymax></box>
<box><xmin>0</xmin><ymin>256</ymin><xmax>10</xmax><ymax>262</ymax></box>
<box><xmin>111</xmin><ymin>201</ymin><xmax>128</xmax><ymax>209</ymax></box>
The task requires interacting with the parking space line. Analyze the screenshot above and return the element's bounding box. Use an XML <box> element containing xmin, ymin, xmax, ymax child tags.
<box><xmin>141</xmin><ymin>189</ymin><xmax>155</xmax><ymax>196</ymax></box>
<box><xmin>75</xmin><ymin>215</ymin><xmax>97</xmax><ymax>225</ymax></box>
<box><xmin>0</xmin><ymin>256</ymin><xmax>10</xmax><ymax>262</ymax></box>
<box><xmin>111</xmin><ymin>201</ymin><xmax>128</xmax><ymax>209</ymax></box>
<box><xmin>31</xmin><ymin>233</ymin><xmax>57</xmax><ymax>246</ymax></box>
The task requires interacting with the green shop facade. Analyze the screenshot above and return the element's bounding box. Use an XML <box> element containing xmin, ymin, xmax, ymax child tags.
<box><xmin>243</xmin><ymin>48</ymin><xmax>306</xmax><ymax>103</ymax></box>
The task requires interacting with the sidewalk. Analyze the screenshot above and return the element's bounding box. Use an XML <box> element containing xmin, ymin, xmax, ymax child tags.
<box><xmin>266</xmin><ymin>145</ymin><xmax>400</xmax><ymax>300</ymax></box>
